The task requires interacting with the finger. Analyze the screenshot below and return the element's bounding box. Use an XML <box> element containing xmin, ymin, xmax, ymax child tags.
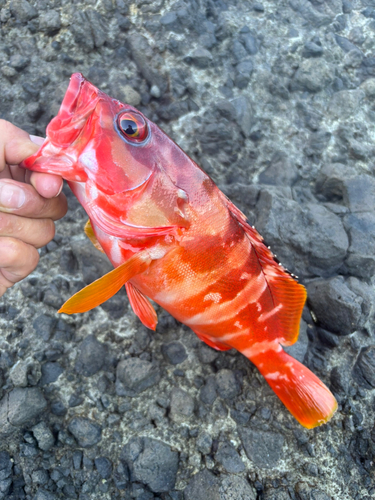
<box><xmin>0</xmin><ymin>120</ymin><xmax>41</xmax><ymax>171</ymax></box>
<box><xmin>9</xmin><ymin>164</ymin><xmax>26</xmax><ymax>182</ymax></box>
<box><xmin>0</xmin><ymin>212</ymin><xmax>55</xmax><ymax>248</ymax></box>
<box><xmin>29</xmin><ymin>171</ymin><xmax>63</xmax><ymax>199</ymax></box>
<box><xmin>0</xmin><ymin>179</ymin><xmax>68</xmax><ymax>221</ymax></box>
<box><xmin>0</xmin><ymin>237</ymin><xmax>39</xmax><ymax>286</ymax></box>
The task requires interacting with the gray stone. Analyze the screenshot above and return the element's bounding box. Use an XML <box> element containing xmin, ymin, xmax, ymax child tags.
<box><xmin>71</xmin><ymin>238</ymin><xmax>112</xmax><ymax>285</ymax></box>
<box><xmin>215</xmin><ymin>369</ymin><xmax>241</xmax><ymax>400</ymax></box>
<box><xmin>259</xmin><ymin>151</ymin><xmax>298</xmax><ymax>186</ymax></box>
<box><xmin>215</xmin><ymin>442</ymin><xmax>245</xmax><ymax>473</ymax></box>
<box><xmin>161</xmin><ymin>341</ymin><xmax>187</xmax><ymax>365</ymax></box>
<box><xmin>185</xmin><ymin>47</ymin><xmax>213</xmax><ymax>68</ymax></box>
<box><xmin>184</xmin><ymin>469</ymin><xmax>220</xmax><ymax>500</ymax></box>
<box><xmin>121</xmin><ymin>437</ymin><xmax>178</xmax><ymax>492</ymax></box>
<box><xmin>32</xmin><ymin>422</ymin><xmax>55</xmax><ymax>451</ymax></box>
<box><xmin>352</xmin><ymin>346</ymin><xmax>375</xmax><ymax>389</ymax></box>
<box><xmin>219</xmin><ymin>475</ymin><xmax>256</xmax><ymax>500</ymax></box>
<box><xmin>307</xmin><ymin>277</ymin><xmax>363</xmax><ymax>335</ymax></box>
<box><xmin>68</xmin><ymin>417</ymin><xmax>102</xmax><ymax>448</ymax></box>
<box><xmin>342</xmin><ymin>175</ymin><xmax>375</xmax><ymax>213</ymax></box>
<box><xmin>9</xmin><ymin>0</ymin><xmax>37</xmax><ymax>22</ymax></box>
<box><xmin>292</xmin><ymin>59</ymin><xmax>333</xmax><ymax>92</ymax></box>
<box><xmin>328</xmin><ymin>90</ymin><xmax>365</xmax><ymax>120</ymax></box>
<box><xmin>116</xmin><ymin>357</ymin><xmax>160</xmax><ymax>397</ymax></box>
<box><xmin>95</xmin><ymin>456</ymin><xmax>113</xmax><ymax>479</ymax></box>
<box><xmin>196</xmin><ymin>432</ymin><xmax>212</xmax><ymax>455</ymax></box>
<box><xmin>40</xmin><ymin>362</ymin><xmax>63</xmax><ymax>385</ymax></box>
<box><xmin>9</xmin><ymin>357</ymin><xmax>41</xmax><ymax>387</ymax></box>
<box><xmin>75</xmin><ymin>335</ymin><xmax>108</xmax><ymax>377</ymax></box>
<box><xmin>344</xmin><ymin>212</ymin><xmax>375</xmax><ymax>278</ymax></box>
<box><xmin>235</xmin><ymin>60</ymin><xmax>253</xmax><ymax>89</ymax></box>
<box><xmin>33</xmin><ymin>489</ymin><xmax>58</xmax><ymax>500</ymax></box>
<box><xmin>170</xmin><ymin>387</ymin><xmax>195</xmax><ymax>422</ymax></box>
<box><xmin>7</xmin><ymin>388</ymin><xmax>47</xmax><ymax>427</ymax></box>
<box><xmin>240</xmin><ymin>428</ymin><xmax>284</xmax><ymax>468</ymax></box>
<box><xmin>33</xmin><ymin>314</ymin><xmax>57</xmax><ymax>341</ymax></box>
<box><xmin>199</xmin><ymin>376</ymin><xmax>217</xmax><ymax>405</ymax></box>
<box><xmin>160</xmin><ymin>12</ymin><xmax>182</xmax><ymax>33</ymax></box>
<box><xmin>231</xmin><ymin>95</ymin><xmax>254</xmax><ymax>137</ymax></box>
<box><xmin>38</xmin><ymin>10</ymin><xmax>61</xmax><ymax>35</ymax></box>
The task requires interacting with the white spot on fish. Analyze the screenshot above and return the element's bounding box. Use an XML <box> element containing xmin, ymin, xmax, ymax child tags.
<box><xmin>80</xmin><ymin>143</ymin><xmax>98</xmax><ymax>173</ymax></box>
<box><xmin>257</xmin><ymin>303</ymin><xmax>283</xmax><ymax>323</ymax></box>
<box><xmin>242</xmin><ymin>340</ymin><xmax>282</xmax><ymax>358</ymax></box>
<box><xmin>234</xmin><ymin>320</ymin><xmax>242</xmax><ymax>329</ymax></box>
<box><xmin>265</xmin><ymin>371</ymin><xmax>289</xmax><ymax>381</ymax></box>
<box><xmin>203</xmin><ymin>292</ymin><xmax>222</xmax><ymax>303</ymax></box>
<box><xmin>110</xmin><ymin>239</ymin><xmax>122</xmax><ymax>266</ymax></box>
<box><xmin>149</xmin><ymin>245</ymin><xmax>167</xmax><ymax>260</ymax></box>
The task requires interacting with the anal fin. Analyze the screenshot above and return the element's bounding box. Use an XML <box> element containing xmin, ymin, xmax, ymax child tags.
<box><xmin>125</xmin><ymin>282</ymin><xmax>158</xmax><ymax>331</ymax></box>
<box><xmin>59</xmin><ymin>250</ymin><xmax>152</xmax><ymax>314</ymax></box>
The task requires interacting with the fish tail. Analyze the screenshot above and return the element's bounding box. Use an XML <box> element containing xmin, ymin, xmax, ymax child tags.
<box><xmin>248</xmin><ymin>345</ymin><xmax>337</xmax><ymax>428</ymax></box>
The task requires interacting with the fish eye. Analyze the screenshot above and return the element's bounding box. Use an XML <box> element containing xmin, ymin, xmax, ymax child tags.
<box><xmin>117</xmin><ymin>111</ymin><xmax>149</xmax><ymax>144</ymax></box>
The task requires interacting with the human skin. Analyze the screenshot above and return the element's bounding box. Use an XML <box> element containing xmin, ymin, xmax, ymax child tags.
<box><xmin>0</xmin><ymin>120</ymin><xmax>68</xmax><ymax>297</ymax></box>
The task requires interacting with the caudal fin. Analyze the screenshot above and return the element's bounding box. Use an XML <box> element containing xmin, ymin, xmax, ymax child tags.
<box><xmin>249</xmin><ymin>347</ymin><xmax>337</xmax><ymax>428</ymax></box>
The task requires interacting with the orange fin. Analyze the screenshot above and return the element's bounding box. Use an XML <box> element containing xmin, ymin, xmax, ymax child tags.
<box><xmin>221</xmin><ymin>192</ymin><xmax>307</xmax><ymax>346</ymax></box>
<box><xmin>250</xmin><ymin>346</ymin><xmax>337</xmax><ymax>428</ymax></box>
<box><xmin>59</xmin><ymin>251</ymin><xmax>152</xmax><ymax>314</ymax></box>
<box><xmin>84</xmin><ymin>219</ymin><xmax>105</xmax><ymax>253</ymax></box>
<box><xmin>125</xmin><ymin>282</ymin><xmax>158</xmax><ymax>331</ymax></box>
<box><xmin>194</xmin><ymin>330</ymin><xmax>232</xmax><ymax>351</ymax></box>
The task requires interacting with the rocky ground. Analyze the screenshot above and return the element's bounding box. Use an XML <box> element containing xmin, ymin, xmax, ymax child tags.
<box><xmin>0</xmin><ymin>0</ymin><xmax>375</xmax><ymax>498</ymax></box>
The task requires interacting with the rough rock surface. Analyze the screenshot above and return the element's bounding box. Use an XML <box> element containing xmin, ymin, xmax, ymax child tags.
<box><xmin>0</xmin><ymin>0</ymin><xmax>375</xmax><ymax>498</ymax></box>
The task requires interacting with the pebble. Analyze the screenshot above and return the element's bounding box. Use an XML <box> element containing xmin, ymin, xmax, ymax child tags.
<box><xmin>116</xmin><ymin>357</ymin><xmax>161</xmax><ymax>397</ymax></box>
<box><xmin>184</xmin><ymin>469</ymin><xmax>220</xmax><ymax>500</ymax></box>
<box><xmin>170</xmin><ymin>387</ymin><xmax>195</xmax><ymax>422</ymax></box>
<box><xmin>291</xmin><ymin>59</ymin><xmax>333</xmax><ymax>92</ymax></box>
<box><xmin>68</xmin><ymin>417</ymin><xmax>102</xmax><ymax>448</ymax></box>
<box><xmin>32</xmin><ymin>314</ymin><xmax>56</xmax><ymax>341</ymax></box>
<box><xmin>0</xmin><ymin>388</ymin><xmax>47</xmax><ymax>436</ymax></box>
<box><xmin>9</xmin><ymin>0</ymin><xmax>37</xmax><ymax>22</ymax></box>
<box><xmin>121</xmin><ymin>437</ymin><xmax>178</xmax><ymax>492</ymax></box>
<box><xmin>219</xmin><ymin>475</ymin><xmax>257</xmax><ymax>500</ymax></box>
<box><xmin>215</xmin><ymin>369</ymin><xmax>241</xmax><ymax>399</ymax></box>
<box><xmin>94</xmin><ymin>457</ymin><xmax>113</xmax><ymax>479</ymax></box>
<box><xmin>40</xmin><ymin>361</ymin><xmax>64</xmax><ymax>385</ymax></box>
<box><xmin>215</xmin><ymin>441</ymin><xmax>245</xmax><ymax>473</ymax></box>
<box><xmin>184</xmin><ymin>47</ymin><xmax>213</xmax><ymax>68</ymax></box>
<box><xmin>352</xmin><ymin>346</ymin><xmax>375</xmax><ymax>389</ymax></box>
<box><xmin>75</xmin><ymin>335</ymin><xmax>108</xmax><ymax>377</ymax></box>
<box><xmin>32</xmin><ymin>422</ymin><xmax>55</xmax><ymax>451</ymax></box>
<box><xmin>240</xmin><ymin>429</ymin><xmax>284</xmax><ymax>468</ymax></box>
<box><xmin>38</xmin><ymin>9</ymin><xmax>61</xmax><ymax>35</ymax></box>
<box><xmin>161</xmin><ymin>341</ymin><xmax>187</xmax><ymax>364</ymax></box>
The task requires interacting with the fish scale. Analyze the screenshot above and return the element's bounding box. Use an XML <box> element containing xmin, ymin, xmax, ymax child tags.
<box><xmin>22</xmin><ymin>73</ymin><xmax>337</xmax><ymax>428</ymax></box>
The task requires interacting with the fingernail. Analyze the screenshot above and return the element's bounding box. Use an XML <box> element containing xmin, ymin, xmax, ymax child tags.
<box><xmin>54</xmin><ymin>182</ymin><xmax>63</xmax><ymax>198</ymax></box>
<box><xmin>29</xmin><ymin>134</ymin><xmax>45</xmax><ymax>146</ymax></box>
<box><xmin>0</xmin><ymin>182</ymin><xmax>26</xmax><ymax>209</ymax></box>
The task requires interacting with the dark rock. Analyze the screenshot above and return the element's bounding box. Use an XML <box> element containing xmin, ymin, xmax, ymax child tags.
<box><xmin>352</xmin><ymin>346</ymin><xmax>375</xmax><ymax>389</ymax></box>
<box><xmin>291</xmin><ymin>59</ymin><xmax>333</xmax><ymax>92</ymax></box>
<box><xmin>161</xmin><ymin>341</ymin><xmax>187</xmax><ymax>364</ymax></box>
<box><xmin>196</xmin><ymin>432</ymin><xmax>212</xmax><ymax>454</ymax></box>
<box><xmin>59</xmin><ymin>249</ymin><xmax>79</xmax><ymax>274</ymax></box>
<box><xmin>302</xmin><ymin>40</ymin><xmax>323</xmax><ymax>58</ymax></box>
<box><xmin>71</xmin><ymin>239</ymin><xmax>112</xmax><ymax>285</ymax></box>
<box><xmin>197</xmin><ymin>344</ymin><xmax>219</xmax><ymax>364</ymax></box>
<box><xmin>344</xmin><ymin>212</ymin><xmax>375</xmax><ymax>279</ymax></box>
<box><xmin>234</xmin><ymin>59</ymin><xmax>253</xmax><ymax>88</ymax></box>
<box><xmin>241</xmin><ymin>32</ymin><xmax>257</xmax><ymax>55</ymax></box>
<box><xmin>170</xmin><ymin>387</ymin><xmax>195</xmax><ymax>422</ymax></box>
<box><xmin>160</xmin><ymin>12</ymin><xmax>182</xmax><ymax>33</ymax></box>
<box><xmin>33</xmin><ymin>489</ymin><xmax>58</xmax><ymax>500</ymax></box>
<box><xmin>341</xmin><ymin>175</ymin><xmax>375</xmax><ymax>213</ymax></box>
<box><xmin>9</xmin><ymin>0</ymin><xmax>37</xmax><ymax>22</ymax></box>
<box><xmin>69</xmin><ymin>12</ymin><xmax>95</xmax><ymax>51</ymax></box>
<box><xmin>184</xmin><ymin>469</ymin><xmax>220</xmax><ymax>500</ymax></box>
<box><xmin>231</xmin><ymin>95</ymin><xmax>254</xmax><ymax>137</ymax></box>
<box><xmin>0</xmin><ymin>451</ymin><xmax>12</xmax><ymax>496</ymax></box>
<box><xmin>284</xmin><ymin>319</ymin><xmax>309</xmax><ymax>362</ymax></box>
<box><xmin>38</xmin><ymin>9</ymin><xmax>61</xmax><ymax>35</ymax></box>
<box><xmin>32</xmin><ymin>422</ymin><xmax>55</xmax><ymax>451</ymax></box>
<box><xmin>9</xmin><ymin>54</ymin><xmax>29</xmax><ymax>71</ymax></box>
<box><xmin>199</xmin><ymin>376</ymin><xmax>217</xmax><ymax>405</ymax></box>
<box><xmin>219</xmin><ymin>475</ymin><xmax>257</xmax><ymax>500</ymax></box>
<box><xmin>215</xmin><ymin>441</ymin><xmax>245</xmax><ymax>473</ymax></box>
<box><xmin>68</xmin><ymin>417</ymin><xmax>102</xmax><ymax>447</ymax></box>
<box><xmin>40</xmin><ymin>361</ymin><xmax>63</xmax><ymax>385</ymax></box>
<box><xmin>307</xmin><ymin>277</ymin><xmax>363</xmax><ymax>335</ymax></box>
<box><xmin>240</xmin><ymin>428</ymin><xmax>284</xmax><ymax>468</ymax></box>
<box><xmin>51</xmin><ymin>400</ymin><xmax>67</xmax><ymax>417</ymax></box>
<box><xmin>116</xmin><ymin>357</ymin><xmax>160</xmax><ymax>397</ymax></box>
<box><xmin>215</xmin><ymin>369</ymin><xmax>241</xmax><ymax>399</ymax></box>
<box><xmin>1</xmin><ymin>388</ymin><xmax>47</xmax><ymax>434</ymax></box>
<box><xmin>232</xmin><ymin>39</ymin><xmax>248</xmax><ymax>61</ymax></box>
<box><xmin>121</xmin><ymin>437</ymin><xmax>178</xmax><ymax>492</ymax></box>
<box><xmin>185</xmin><ymin>47</ymin><xmax>213</xmax><ymax>68</ymax></box>
<box><xmin>75</xmin><ymin>335</ymin><xmax>108</xmax><ymax>377</ymax></box>
<box><xmin>304</xmin><ymin>131</ymin><xmax>331</xmax><ymax>157</ymax></box>
<box><xmin>33</xmin><ymin>314</ymin><xmax>56</xmax><ymax>341</ymax></box>
<box><xmin>316</xmin><ymin>328</ymin><xmax>340</xmax><ymax>348</ymax></box>
<box><xmin>95</xmin><ymin>457</ymin><xmax>113</xmax><ymax>479</ymax></box>
<box><xmin>330</xmin><ymin>365</ymin><xmax>350</xmax><ymax>396</ymax></box>
<box><xmin>335</xmin><ymin>34</ymin><xmax>358</xmax><ymax>53</ymax></box>
<box><xmin>259</xmin><ymin>151</ymin><xmax>298</xmax><ymax>186</ymax></box>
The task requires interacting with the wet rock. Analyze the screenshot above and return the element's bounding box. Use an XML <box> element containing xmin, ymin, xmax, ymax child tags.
<box><xmin>352</xmin><ymin>346</ymin><xmax>375</xmax><ymax>389</ymax></box>
<box><xmin>40</xmin><ymin>361</ymin><xmax>64</xmax><ymax>385</ymax></box>
<box><xmin>68</xmin><ymin>417</ymin><xmax>102</xmax><ymax>448</ymax></box>
<box><xmin>185</xmin><ymin>47</ymin><xmax>213</xmax><ymax>68</ymax></box>
<box><xmin>219</xmin><ymin>475</ymin><xmax>256</xmax><ymax>500</ymax></box>
<box><xmin>116</xmin><ymin>357</ymin><xmax>160</xmax><ymax>397</ymax></box>
<box><xmin>343</xmin><ymin>212</ymin><xmax>375</xmax><ymax>279</ymax></box>
<box><xmin>161</xmin><ymin>341</ymin><xmax>187</xmax><ymax>365</ymax></box>
<box><xmin>307</xmin><ymin>277</ymin><xmax>363</xmax><ymax>335</ymax></box>
<box><xmin>170</xmin><ymin>387</ymin><xmax>195</xmax><ymax>422</ymax></box>
<box><xmin>215</xmin><ymin>369</ymin><xmax>241</xmax><ymax>400</ymax></box>
<box><xmin>215</xmin><ymin>441</ymin><xmax>245</xmax><ymax>473</ymax></box>
<box><xmin>291</xmin><ymin>59</ymin><xmax>333</xmax><ymax>92</ymax></box>
<box><xmin>75</xmin><ymin>335</ymin><xmax>108</xmax><ymax>377</ymax></box>
<box><xmin>32</xmin><ymin>422</ymin><xmax>55</xmax><ymax>451</ymax></box>
<box><xmin>38</xmin><ymin>10</ymin><xmax>61</xmax><ymax>35</ymax></box>
<box><xmin>121</xmin><ymin>437</ymin><xmax>178</xmax><ymax>492</ymax></box>
<box><xmin>184</xmin><ymin>469</ymin><xmax>220</xmax><ymax>500</ymax></box>
<box><xmin>95</xmin><ymin>456</ymin><xmax>113</xmax><ymax>479</ymax></box>
<box><xmin>240</xmin><ymin>428</ymin><xmax>284</xmax><ymax>468</ymax></box>
<box><xmin>9</xmin><ymin>0</ymin><xmax>37</xmax><ymax>22</ymax></box>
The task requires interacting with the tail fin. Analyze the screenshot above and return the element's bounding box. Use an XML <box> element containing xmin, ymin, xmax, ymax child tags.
<box><xmin>249</xmin><ymin>347</ymin><xmax>337</xmax><ymax>428</ymax></box>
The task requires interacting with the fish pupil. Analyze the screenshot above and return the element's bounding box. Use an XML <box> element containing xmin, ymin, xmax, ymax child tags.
<box><xmin>121</xmin><ymin>119</ymin><xmax>138</xmax><ymax>136</ymax></box>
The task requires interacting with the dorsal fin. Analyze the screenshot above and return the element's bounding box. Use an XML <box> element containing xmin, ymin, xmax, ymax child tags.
<box><xmin>220</xmin><ymin>192</ymin><xmax>307</xmax><ymax>346</ymax></box>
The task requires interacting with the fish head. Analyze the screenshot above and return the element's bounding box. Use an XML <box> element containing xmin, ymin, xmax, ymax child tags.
<box><xmin>22</xmin><ymin>73</ymin><xmax>194</xmax><ymax>237</ymax></box>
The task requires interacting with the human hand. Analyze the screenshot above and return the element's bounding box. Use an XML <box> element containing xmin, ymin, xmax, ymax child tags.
<box><xmin>0</xmin><ymin>120</ymin><xmax>68</xmax><ymax>298</ymax></box>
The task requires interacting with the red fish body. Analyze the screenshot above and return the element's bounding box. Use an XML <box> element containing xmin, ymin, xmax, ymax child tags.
<box><xmin>22</xmin><ymin>73</ymin><xmax>337</xmax><ymax>428</ymax></box>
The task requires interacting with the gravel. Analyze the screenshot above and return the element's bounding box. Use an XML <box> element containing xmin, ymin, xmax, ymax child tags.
<box><xmin>0</xmin><ymin>0</ymin><xmax>375</xmax><ymax>498</ymax></box>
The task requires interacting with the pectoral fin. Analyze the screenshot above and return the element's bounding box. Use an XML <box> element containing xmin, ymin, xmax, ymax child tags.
<box><xmin>125</xmin><ymin>282</ymin><xmax>158</xmax><ymax>330</ymax></box>
<box><xmin>84</xmin><ymin>219</ymin><xmax>105</xmax><ymax>253</ymax></box>
<box><xmin>59</xmin><ymin>250</ymin><xmax>152</xmax><ymax>314</ymax></box>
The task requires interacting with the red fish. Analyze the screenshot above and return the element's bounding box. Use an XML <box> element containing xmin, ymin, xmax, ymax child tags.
<box><xmin>22</xmin><ymin>73</ymin><xmax>337</xmax><ymax>428</ymax></box>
